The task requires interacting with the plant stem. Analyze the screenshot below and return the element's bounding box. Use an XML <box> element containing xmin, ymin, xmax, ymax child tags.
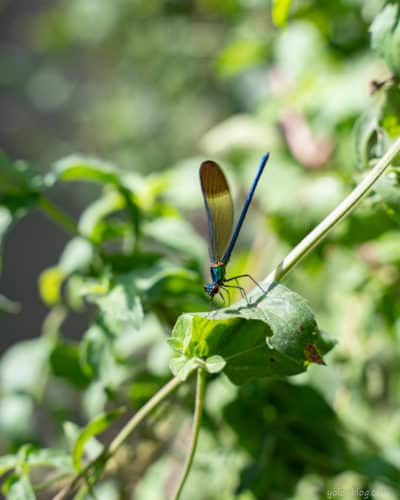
<box><xmin>54</xmin><ymin>375</ymin><xmax>183</xmax><ymax>500</ymax></box>
<box><xmin>262</xmin><ymin>136</ymin><xmax>400</xmax><ymax>287</ymax></box>
<box><xmin>173</xmin><ymin>368</ymin><xmax>206</xmax><ymax>500</ymax></box>
<box><xmin>108</xmin><ymin>376</ymin><xmax>182</xmax><ymax>455</ymax></box>
<box><xmin>38</xmin><ymin>195</ymin><xmax>80</xmax><ymax>236</ymax></box>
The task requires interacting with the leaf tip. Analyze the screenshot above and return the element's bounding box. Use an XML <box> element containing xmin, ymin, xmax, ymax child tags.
<box><xmin>304</xmin><ymin>344</ymin><xmax>326</xmax><ymax>366</ymax></box>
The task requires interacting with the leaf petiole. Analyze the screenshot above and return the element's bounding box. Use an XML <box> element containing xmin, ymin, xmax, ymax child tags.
<box><xmin>173</xmin><ymin>368</ymin><xmax>206</xmax><ymax>500</ymax></box>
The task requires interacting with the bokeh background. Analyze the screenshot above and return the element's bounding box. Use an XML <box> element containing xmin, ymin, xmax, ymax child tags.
<box><xmin>0</xmin><ymin>0</ymin><xmax>382</xmax><ymax>349</ymax></box>
<box><xmin>2</xmin><ymin>0</ymin><xmax>400</xmax><ymax>498</ymax></box>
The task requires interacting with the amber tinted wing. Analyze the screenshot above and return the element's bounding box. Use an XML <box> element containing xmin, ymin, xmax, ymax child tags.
<box><xmin>199</xmin><ymin>160</ymin><xmax>234</xmax><ymax>262</ymax></box>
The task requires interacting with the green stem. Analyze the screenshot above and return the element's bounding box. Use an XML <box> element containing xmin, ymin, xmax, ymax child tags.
<box><xmin>108</xmin><ymin>375</ymin><xmax>182</xmax><ymax>455</ymax></box>
<box><xmin>54</xmin><ymin>376</ymin><xmax>183</xmax><ymax>500</ymax></box>
<box><xmin>173</xmin><ymin>368</ymin><xmax>206</xmax><ymax>500</ymax></box>
<box><xmin>262</xmin><ymin>136</ymin><xmax>400</xmax><ymax>287</ymax></box>
<box><xmin>38</xmin><ymin>196</ymin><xmax>80</xmax><ymax>236</ymax></box>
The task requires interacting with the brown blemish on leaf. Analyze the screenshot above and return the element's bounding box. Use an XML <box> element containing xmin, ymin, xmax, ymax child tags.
<box><xmin>304</xmin><ymin>343</ymin><xmax>326</xmax><ymax>366</ymax></box>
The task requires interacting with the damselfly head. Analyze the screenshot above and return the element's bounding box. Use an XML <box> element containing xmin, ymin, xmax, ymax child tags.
<box><xmin>204</xmin><ymin>283</ymin><xmax>219</xmax><ymax>298</ymax></box>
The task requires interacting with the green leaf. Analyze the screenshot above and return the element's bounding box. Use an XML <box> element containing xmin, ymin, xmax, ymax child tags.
<box><xmin>49</xmin><ymin>339</ymin><xmax>91</xmax><ymax>388</ymax></box>
<box><xmin>0</xmin><ymin>152</ymin><xmax>45</xmax><ymax>213</ymax></box>
<box><xmin>38</xmin><ymin>237</ymin><xmax>93</xmax><ymax>306</ymax></box>
<box><xmin>51</xmin><ymin>155</ymin><xmax>121</xmax><ymax>185</ymax></box>
<box><xmin>26</xmin><ymin>448</ymin><xmax>73</xmax><ymax>473</ymax></box>
<box><xmin>80</xmin><ymin>323</ymin><xmax>131</xmax><ymax>386</ymax></box>
<box><xmin>72</xmin><ymin>407</ymin><xmax>124</xmax><ymax>471</ymax></box>
<box><xmin>169</xmin><ymin>356</ymin><xmax>202</xmax><ymax>381</ymax></box>
<box><xmin>355</xmin><ymin>106</ymin><xmax>383</xmax><ymax>168</ymax></box>
<box><xmin>272</xmin><ymin>0</ymin><xmax>292</xmax><ymax>27</ymax></box>
<box><xmin>374</xmin><ymin>170</ymin><xmax>400</xmax><ymax>216</ymax></box>
<box><xmin>0</xmin><ymin>294</ymin><xmax>20</xmax><ymax>314</ymax></box>
<box><xmin>0</xmin><ymin>206</ymin><xmax>12</xmax><ymax>271</ymax></box>
<box><xmin>59</xmin><ymin>237</ymin><xmax>93</xmax><ymax>274</ymax></box>
<box><xmin>143</xmin><ymin>217</ymin><xmax>206</xmax><ymax>265</ymax></box>
<box><xmin>0</xmin><ymin>394</ymin><xmax>35</xmax><ymax>444</ymax></box>
<box><xmin>92</xmin><ymin>282</ymin><xmax>144</xmax><ymax>336</ymax></box>
<box><xmin>0</xmin><ymin>455</ymin><xmax>17</xmax><ymax>476</ymax></box>
<box><xmin>169</xmin><ymin>283</ymin><xmax>334</xmax><ymax>385</ymax></box>
<box><xmin>362</xmin><ymin>230</ymin><xmax>400</xmax><ymax>266</ymax></box>
<box><xmin>2</xmin><ymin>472</ymin><xmax>36</xmax><ymax>500</ymax></box>
<box><xmin>205</xmin><ymin>355</ymin><xmax>226</xmax><ymax>374</ymax></box>
<box><xmin>39</xmin><ymin>266</ymin><xmax>65</xmax><ymax>306</ymax></box>
<box><xmin>0</xmin><ymin>337</ymin><xmax>52</xmax><ymax>397</ymax></box>
<box><xmin>78</xmin><ymin>191</ymin><xmax>125</xmax><ymax>242</ymax></box>
<box><xmin>217</xmin><ymin>39</ymin><xmax>268</xmax><ymax>78</ymax></box>
<box><xmin>370</xmin><ymin>4</ymin><xmax>400</xmax><ymax>76</ymax></box>
<box><xmin>169</xmin><ymin>354</ymin><xmax>226</xmax><ymax>381</ymax></box>
<box><xmin>223</xmin><ymin>379</ymin><xmax>348</xmax><ymax>497</ymax></box>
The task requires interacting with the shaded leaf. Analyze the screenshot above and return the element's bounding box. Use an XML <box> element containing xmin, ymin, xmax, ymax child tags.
<box><xmin>223</xmin><ymin>380</ymin><xmax>348</xmax><ymax>498</ymax></box>
<box><xmin>0</xmin><ymin>206</ymin><xmax>13</xmax><ymax>274</ymax></box>
<box><xmin>49</xmin><ymin>339</ymin><xmax>91</xmax><ymax>389</ymax></box>
<box><xmin>0</xmin><ymin>294</ymin><xmax>20</xmax><ymax>314</ymax></box>
<box><xmin>0</xmin><ymin>151</ymin><xmax>45</xmax><ymax>213</ymax></box>
<box><xmin>355</xmin><ymin>106</ymin><xmax>383</xmax><ymax>167</ymax></box>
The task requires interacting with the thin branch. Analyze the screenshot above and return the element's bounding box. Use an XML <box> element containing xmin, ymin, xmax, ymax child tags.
<box><xmin>38</xmin><ymin>196</ymin><xmax>80</xmax><ymax>236</ymax></box>
<box><xmin>173</xmin><ymin>368</ymin><xmax>206</xmax><ymax>500</ymax></box>
<box><xmin>54</xmin><ymin>375</ymin><xmax>183</xmax><ymax>500</ymax></box>
<box><xmin>261</xmin><ymin>136</ymin><xmax>400</xmax><ymax>287</ymax></box>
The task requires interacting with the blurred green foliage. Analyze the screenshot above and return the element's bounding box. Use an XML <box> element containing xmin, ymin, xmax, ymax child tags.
<box><xmin>1</xmin><ymin>0</ymin><xmax>400</xmax><ymax>498</ymax></box>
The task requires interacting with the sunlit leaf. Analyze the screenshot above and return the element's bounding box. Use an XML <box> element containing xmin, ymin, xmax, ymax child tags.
<box><xmin>26</xmin><ymin>448</ymin><xmax>73</xmax><ymax>473</ymax></box>
<box><xmin>0</xmin><ymin>394</ymin><xmax>35</xmax><ymax>444</ymax></box>
<box><xmin>51</xmin><ymin>155</ymin><xmax>121</xmax><ymax>185</ymax></box>
<box><xmin>59</xmin><ymin>237</ymin><xmax>93</xmax><ymax>274</ymax></box>
<box><xmin>72</xmin><ymin>408</ymin><xmax>124</xmax><ymax>471</ymax></box>
<box><xmin>169</xmin><ymin>283</ymin><xmax>334</xmax><ymax>385</ymax></box>
<box><xmin>1</xmin><ymin>472</ymin><xmax>35</xmax><ymax>500</ymax></box>
<box><xmin>205</xmin><ymin>355</ymin><xmax>226</xmax><ymax>374</ymax></box>
<box><xmin>217</xmin><ymin>39</ymin><xmax>268</xmax><ymax>78</ymax></box>
<box><xmin>370</xmin><ymin>3</ymin><xmax>400</xmax><ymax>76</ymax></box>
<box><xmin>39</xmin><ymin>266</ymin><xmax>65</xmax><ymax>306</ymax></box>
<box><xmin>0</xmin><ymin>455</ymin><xmax>17</xmax><ymax>476</ymax></box>
<box><xmin>143</xmin><ymin>216</ymin><xmax>206</xmax><ymax>265</ymax></box>
<box><xmin>80</xmin><ymin>323</ymin><xmax>131</xmax><ymax>387</ymax></box>
<box><xmin>0</xmin><ymin>337</ymin><xmax>52</xmax><ymax>397</ymax></box>
<box><xmin>272</xmin><ymin>0</ymin><xmax>292</xmax><ymax>27</ymax></box>
<box><xmin>92</xmin><ymin>282</ymin><xmax>144</xmax><ymax>336</ymax></box>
